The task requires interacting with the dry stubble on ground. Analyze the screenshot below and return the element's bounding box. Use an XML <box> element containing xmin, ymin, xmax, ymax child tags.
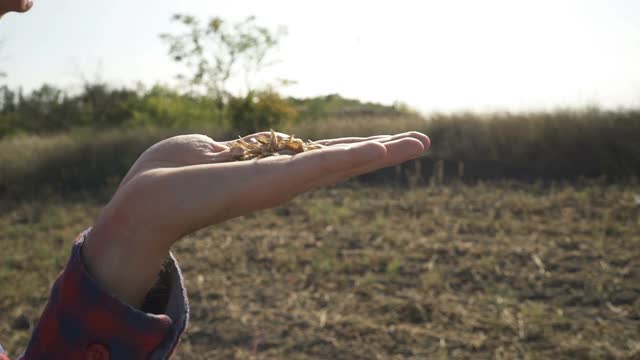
<box><xmin>1</xmin><ymin>182</ymin><xmax>639</xmax><ymax>359</ymax></box>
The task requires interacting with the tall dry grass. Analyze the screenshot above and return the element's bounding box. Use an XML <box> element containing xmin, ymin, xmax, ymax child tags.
<box><xmin>292</xmin><ymin>109</ymin><xmax>640</xmax><ymax>178</ymax></box>
<box><xmin>1</xmin><ymin>109</ymin><xmax>639</xmax><ymax>203</ymax></box>
<box><xmin>0</xmin><ymin>128</ymin><xmax>183</xmax><ymax>205</ymax></box>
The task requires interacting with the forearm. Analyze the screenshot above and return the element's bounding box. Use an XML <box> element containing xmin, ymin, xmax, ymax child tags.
<box><xmin>20</xmin><ymin>229</ymin><xmax>188</xmax><ymax>359</ymax></box>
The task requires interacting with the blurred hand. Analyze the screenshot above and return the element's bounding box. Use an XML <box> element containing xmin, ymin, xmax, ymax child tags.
<box><xmin>0</xmin><ymin>0</ymin><xmax>33</xmax><ymax>16</ymax></box>
<box><xmin>83</xmin><ymin>131</ymin><xmax>430</xmax><ymax>306</ymax></box>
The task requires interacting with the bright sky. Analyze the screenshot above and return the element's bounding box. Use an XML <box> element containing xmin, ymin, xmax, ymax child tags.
<box><xmin>1</xmin><ymin>0</ymin><xmax>639</xmax><ymax>113</ymax></box>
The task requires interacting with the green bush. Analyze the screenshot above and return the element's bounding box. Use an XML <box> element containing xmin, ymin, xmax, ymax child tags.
<box><xmin>289</xmin><ymin>94</ymin><xmax>408</xmax><ymax>120</ymax></box>
<box><xmin>129</xmin><ymin>86</ymin><xmax>223</xmax><ymax>128</ymax></box>
<box><xmin>227</xmin><ymin>90</ymin><xmax>298</xmax><ymax>133</ymax></box>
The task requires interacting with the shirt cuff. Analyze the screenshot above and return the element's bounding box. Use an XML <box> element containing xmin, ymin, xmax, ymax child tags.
<box><xmin>20</xmin><ymin>228</ymin><xmax>189</xmax><ymax>360</ymax></box>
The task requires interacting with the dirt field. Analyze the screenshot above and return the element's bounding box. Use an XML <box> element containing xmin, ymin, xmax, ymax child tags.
<box><xmin>1</xmin><ymin>182</ymin><xmax>639</xmax><ymax>359</ymax></box>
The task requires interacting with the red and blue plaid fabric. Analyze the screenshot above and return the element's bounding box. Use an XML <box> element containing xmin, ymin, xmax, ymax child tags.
<box><xmin>1</xmin><ymin>229</ymin><xmax>188</xmax><ymax>359</ymax></box>
<box><xmin>0</xmin><ymin>345</ymin><xmax>8</xmax><ymax>360</ymax></box>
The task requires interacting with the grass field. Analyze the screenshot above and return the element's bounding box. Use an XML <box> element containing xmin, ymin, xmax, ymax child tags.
<box><xmin>1</xmin><ymin>181</ymin><xmax>639</xmax><ymax>359</ymax></box>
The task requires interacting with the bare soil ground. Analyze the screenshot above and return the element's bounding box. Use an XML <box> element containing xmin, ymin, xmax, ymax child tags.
<box><xmin>1</xmin><ymin>182</ymin><xmax>639</xmax><ymax>359</ymax></box>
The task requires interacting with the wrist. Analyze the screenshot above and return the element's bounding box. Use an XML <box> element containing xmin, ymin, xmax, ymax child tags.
<box><xmin>83</xmin><ymin>210</ymin><xmax>170</xmax><ymax>308</ymax></box>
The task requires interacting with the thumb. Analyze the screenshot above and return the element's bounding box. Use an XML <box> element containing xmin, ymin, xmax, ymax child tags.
<box><xmin>1</xmin><ymin>0</ymin><xmax>33</xmax><ymax>15</ymax></box>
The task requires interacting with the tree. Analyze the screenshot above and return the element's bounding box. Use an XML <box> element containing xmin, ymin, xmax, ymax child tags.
<box><xmin>227</xmin><ymin>89</ymin><xmax>297</xmax><ymax>134</ymax></box>
<box><xmin>160</xmin><ymin>14</ymin><xmax>287</xmax><ymax>122</ymax></box>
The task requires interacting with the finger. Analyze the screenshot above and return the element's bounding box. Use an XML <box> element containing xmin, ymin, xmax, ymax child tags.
<box><xmin>284</xmin><ymin>140</ymin><xmax>388</xmax><ymax>184</ymax></box>
<box><xmin>2</xmin><ymin>0</ymin><xmax>32</xmax><ymax>13</ymax></box>
<box><xmin>208</xmin><ymin>141</ymin><xmax>230</xmax><ymax>153</ymax></box>
<box><xmin>304</xmin><ymin>137</ymin><xmax>426</xmax><ymax>189</ymax></box>
<box><xmin>240</xmin><ymin>141</ymin><xmax>388</xmax><ymax>210</ymax></box>
<box><xmin>377</xmin><ymin>131</ymin><xmax>431</xmax><ymax>150</ymax></box>
<box><xmin>211</xmin><ymin>140</ymin><xmax>388</xmax><ymax>196</ymax></box>
<box><xmin>316</xmin><ymin>135</ymin><xmax>391</xmax><ymax>145</ymax></box>
<box><xmin>241</xmin><ymin>136</ymin><xmax>424</xmax><ymax>192</ymax></box>
<box><xmin>321</xmin><ymin>131</ymin><xmax>430</xmax><ymax>150</ymax></box>
<box><xmin>213</xmin><ymin>134</ymin><xmax>393</xmax><ymax>167</ymax></box>
<box><xmin>202</xmin><ymin>149</ymin><xmax>236</xmax><ymax>163</ymax></box>
<box><xmin>20</xmin><ymin>0</ymin><xmax>33</xmax><ymax>12</ymax></box>
<box><xmin>214</xmin><ymin>131</ymin><xmax>429</xmax><ymax>168</ymax></box>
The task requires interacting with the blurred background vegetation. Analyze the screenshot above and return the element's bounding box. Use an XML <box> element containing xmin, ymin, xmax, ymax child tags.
<box><xmin>1</xmin><ymin>13</ymin><xmax>639</xmax><ymax>204</ymax></box>
<box><xmin>2</xmin><ymin>79</ymin><xmax>638</xmax><ymax>205</ymax></box>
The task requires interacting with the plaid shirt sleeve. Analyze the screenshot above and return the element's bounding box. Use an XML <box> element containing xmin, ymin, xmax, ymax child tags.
<box><xmin>6</xmin><ymin>228</ymin><xmax>189</xmax><ymax>360</ymax></box>
<box><xmin>0</xmin><ymin>345</ymin><xmax>7</xmax><ymax>360</ymax></box>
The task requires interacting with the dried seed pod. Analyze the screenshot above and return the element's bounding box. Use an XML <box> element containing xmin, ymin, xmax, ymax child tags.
<box><xmin>229</xmin><ymin>130</ymin><xmax>325</xmax><ymax>161</ymax></box>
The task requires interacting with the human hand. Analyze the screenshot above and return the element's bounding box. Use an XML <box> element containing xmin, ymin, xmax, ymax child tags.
<box><xmin>0</xmin><ymin>0</ymin><xmax>33</xmax><ymax>16</ymax></box>
<box><xmin>83</xmin><ymin>131</ymin><xmax>430</xmax><ymax>306</ymax></box>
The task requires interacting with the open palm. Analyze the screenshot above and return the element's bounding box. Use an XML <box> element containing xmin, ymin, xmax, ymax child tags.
<box><xmin>84</xmin><ymin>131</ymin><xmax>430</xmax><ymax>306</ymax></box>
